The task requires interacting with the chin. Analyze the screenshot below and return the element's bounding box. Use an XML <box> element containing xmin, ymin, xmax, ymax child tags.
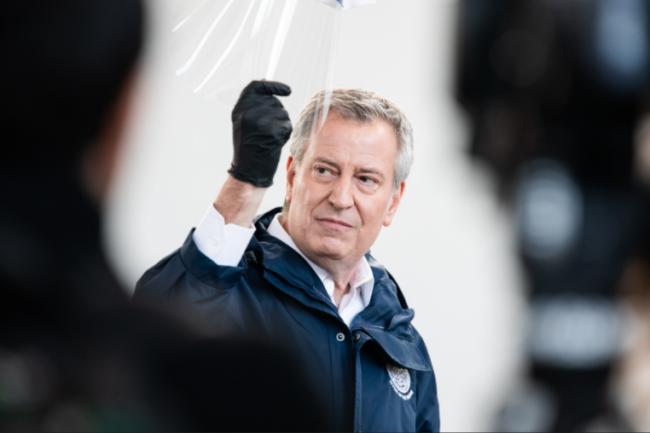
<box><xmin>312</xmin><ymin>240</ymin><xmax>349</xmax><ymax>261</ymax></box>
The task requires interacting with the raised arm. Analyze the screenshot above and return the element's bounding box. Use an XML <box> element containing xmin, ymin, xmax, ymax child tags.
<box><xmin>215</xmin><ymin>80</ymin><xmax>292</xmax><ymax>227</ymax></box>
<box><xmin>135</xmin><ymin>80</ymin><xmax>293</xmax><ymax>296</ymax></box>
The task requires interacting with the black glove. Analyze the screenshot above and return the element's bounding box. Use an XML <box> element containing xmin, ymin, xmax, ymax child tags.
<box><xmin>228</xmin><ymin>80</ymin><xmax>292</xmax><ymax>187</ymax></box>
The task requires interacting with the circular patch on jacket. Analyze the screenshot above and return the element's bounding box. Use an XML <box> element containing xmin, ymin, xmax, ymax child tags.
<box><xmin>387</xmin><ymin>364</ymin><xmax>413</xmax><ymax>400</ymax></box>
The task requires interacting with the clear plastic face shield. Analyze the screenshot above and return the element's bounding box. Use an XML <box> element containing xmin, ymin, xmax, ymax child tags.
<box><xmin>171</xmin><ymin>0</ymin><xmax>376</xmax><ymax>134</ymax></box>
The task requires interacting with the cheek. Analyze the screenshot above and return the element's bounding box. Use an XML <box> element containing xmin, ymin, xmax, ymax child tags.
<box><xmin>297</xmin><ymin>181</ymin><xmax>329</xmax><ymax>209</ymax></box>
<box><xmin>290</xmin><ymin>181</ymin><xmax>320</xmax><ymax>222</ymax></box>
<box><xmin>359</xmin><ymin>196</ymin><xmax>391</xmax><ymax>224</ymax></box>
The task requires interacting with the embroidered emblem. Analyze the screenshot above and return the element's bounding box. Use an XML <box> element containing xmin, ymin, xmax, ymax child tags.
<box><xmin>387</xmin><ymin>364</ymin><xmax>413</xmax><ymax>400</ymax></box>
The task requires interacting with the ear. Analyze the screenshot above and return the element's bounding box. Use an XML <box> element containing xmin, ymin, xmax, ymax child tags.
<box><xmin>382</xmin><ymin>181</ymin><xmax>405</xmax><ymax>227</ymax></box>
<box><xmin>285</xmin><ymin>155</ymin><xmax>296</xmax><ymax>203</ymax></box>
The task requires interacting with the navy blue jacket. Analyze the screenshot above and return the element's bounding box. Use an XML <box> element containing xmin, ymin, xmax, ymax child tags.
<box><xmin>135</xmin><ymin>208</ymin><xmax>440</xmax><ymax>432</ymax></box>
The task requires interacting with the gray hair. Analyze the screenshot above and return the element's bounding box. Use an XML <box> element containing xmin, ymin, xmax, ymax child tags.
<box><xmin>289</xmin><ymin>89</ymin><xmax>414</xmax><ymax>189</ymax></box>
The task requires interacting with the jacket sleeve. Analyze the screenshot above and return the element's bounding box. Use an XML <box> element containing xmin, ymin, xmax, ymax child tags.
<box><xmin>415</xmin><ymin>337</ymin><xmax>440</xmax><ymax>432</ymax></box>
<box><xmin>133</xmin><ymin>230</ymin><xmax>250</xmax><ymax>333</ymax></box>
<box><xmin>415</xmin><ymin>368</ymin><xmax>440</xmax><ymax>432</ymax></box>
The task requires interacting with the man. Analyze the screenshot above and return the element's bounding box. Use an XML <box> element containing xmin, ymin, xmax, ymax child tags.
<box><xmin>136</xmin><ymin>80</ymin><xmax>440</xmax><ymax>432</ymax></box>
<box><xmin>0</xmin><ymin>3</ymin><xmax>324</xmax><ymax>431</ymax></box>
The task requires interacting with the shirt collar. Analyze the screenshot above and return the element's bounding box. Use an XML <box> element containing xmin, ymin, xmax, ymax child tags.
<box><xmin>267</xmin><ymin>214</ymin><xmax>374</xmax><ymax>306</ymax></box>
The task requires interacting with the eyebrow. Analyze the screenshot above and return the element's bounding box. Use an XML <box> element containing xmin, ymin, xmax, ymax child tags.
<box><xmin>313</xmin><ymin>157</ymin><xmax>340</xmax><ymax>169</ymax></box>
<box><xmin>313</xmin><ymin>157</ymin><xmax>385</xmax><ymax>180</ymax></box>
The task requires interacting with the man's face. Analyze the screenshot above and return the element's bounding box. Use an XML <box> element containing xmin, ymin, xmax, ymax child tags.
<box><xmin>284</xmin><ymin>113</ymin><xmax>405</xmax><ymax>269</ymax></box>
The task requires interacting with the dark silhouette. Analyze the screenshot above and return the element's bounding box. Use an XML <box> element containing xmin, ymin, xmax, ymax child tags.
<box><xmin>0</xmin><ymin>1</ymin><xmax>325</xmax><ymax>430</ymax></box>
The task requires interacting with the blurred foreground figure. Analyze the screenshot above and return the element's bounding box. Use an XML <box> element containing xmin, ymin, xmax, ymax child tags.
<box><xmin>0</xmin><ymin>1</ymin><xmax>324</xmax><ymax>431</ymax></box>
<box><xmin>455</xmin><ymin>0</ymin><xmax>650</xmax><ymax>431</ymax></box>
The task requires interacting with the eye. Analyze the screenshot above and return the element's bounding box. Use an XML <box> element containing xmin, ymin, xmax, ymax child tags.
<box><xmin>357</xmin><ymin>175</ymin><xmax>380</xmax><ymax>190</ymax></box>
<box><xmin>313</xmin><ymin>165</ymin><xmax>336</xmax><ymax>179</ymax></box>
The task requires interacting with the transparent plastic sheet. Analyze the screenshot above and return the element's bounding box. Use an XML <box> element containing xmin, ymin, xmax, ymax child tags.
<box><xmin>170</xmin><ymin>0</ymin><xmax>376</xmax><ymax>133</ymax></box>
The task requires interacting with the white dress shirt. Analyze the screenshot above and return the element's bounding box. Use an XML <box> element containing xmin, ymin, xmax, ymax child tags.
<box><xmin>193</xmin><ymin>206</ymin><xmax>373</xmax><ymax>326</ymax></box>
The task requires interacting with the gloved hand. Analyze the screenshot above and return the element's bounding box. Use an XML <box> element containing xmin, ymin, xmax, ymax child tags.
<box><xmin>228</xmin><ymin>80</ymin><xmax>292</xmax><ymax>188</ymax></box>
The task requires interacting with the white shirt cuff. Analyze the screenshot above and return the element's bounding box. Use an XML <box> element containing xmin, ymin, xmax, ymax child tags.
<box><xmin>192</xmin><ymin>205</ymin><xmax>256</xmax><ymax>267</ymax></box>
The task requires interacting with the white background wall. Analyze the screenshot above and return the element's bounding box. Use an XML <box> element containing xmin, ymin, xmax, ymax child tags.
<box><xmin>105</xmin><ymin>0</ymin><xmax>526</xmax><ymax>430</ymax></box>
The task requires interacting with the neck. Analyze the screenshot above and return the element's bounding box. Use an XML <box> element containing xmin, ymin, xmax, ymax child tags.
<box><xmin>322</xmin><ymin>263</ymin><xmax>358</xmax><ymax>308</ymax></box>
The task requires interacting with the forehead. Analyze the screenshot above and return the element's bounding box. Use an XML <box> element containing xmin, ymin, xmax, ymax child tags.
<box><xmin>304</xmin><ymin>113</ymin><xmax>399</xmax><ymax>169</ymax></box>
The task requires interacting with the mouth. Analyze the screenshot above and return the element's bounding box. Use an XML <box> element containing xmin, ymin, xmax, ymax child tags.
<box><xmin>315</xmin><ymin>217</ymin><xmax>354</xmax><ymax>229</ymax></box>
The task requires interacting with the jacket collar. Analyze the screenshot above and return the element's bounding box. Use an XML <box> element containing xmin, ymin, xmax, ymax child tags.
<box><xmin>253</xmin><ymin>208</ymin><xmax>336</xmax><ymax>316</ymax></box>
<box><xmin>353</xmin><ymin>257</ymin><xmax>431</xmax><ymax>371</ymax></box>
<box><xmin>266</xmin><ymin>213</ymin><xmax>375</xmax><ymax>306</ymax></box>
<box><xmin>254</xmin><ymin>208</ymin><xmax>431</xmax><ymax>372</ymax></box>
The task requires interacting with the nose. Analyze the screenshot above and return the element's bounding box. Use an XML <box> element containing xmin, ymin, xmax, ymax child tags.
<box><xmin>328</xmin><ymin>176</ymin><xmax>354</xmax><ymax>210</ymax></box>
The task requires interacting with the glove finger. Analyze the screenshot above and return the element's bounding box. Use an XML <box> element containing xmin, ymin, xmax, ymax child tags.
<box><xmin>246</xmin><ymin>103</ymin><xmax>290</xmax><ymax>122</ymax></box>
<box><xmin>249</xmin><ymin>80</ymin><xmax>291</xmax><ymax>97</ymax></box>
